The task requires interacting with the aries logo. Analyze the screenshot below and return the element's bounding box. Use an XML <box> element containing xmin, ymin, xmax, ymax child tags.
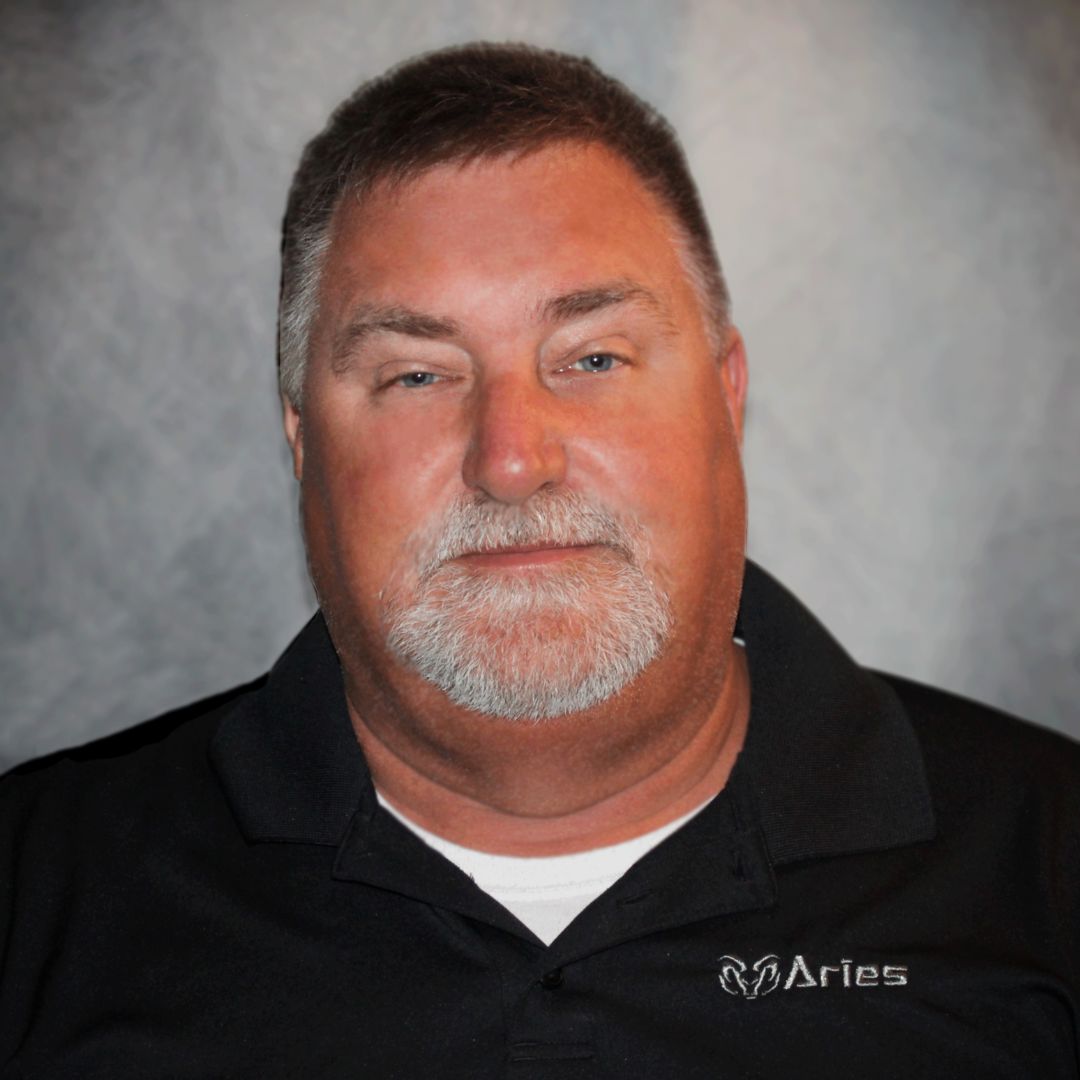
<box><xmin>719</xmin><ymin>955</ymin><xmax>909</xmax><ymax>999</ymax></box>
<box><xmin>718</xmin><ymin>954</ymin><xmax>781</xmax><ymax>999</ymax></box>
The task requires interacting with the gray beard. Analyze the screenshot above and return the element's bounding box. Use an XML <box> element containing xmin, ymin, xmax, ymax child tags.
<box><xmin>383</xmin><ymin>491</ymin><xmax>672</xmax><ymax>721</ymax></box>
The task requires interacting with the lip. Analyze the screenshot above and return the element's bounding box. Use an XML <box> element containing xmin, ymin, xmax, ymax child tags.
<box><xmin>454</xmin><ymin>543</ymin><xmax>601</xmax><ymax>569</ymax></box>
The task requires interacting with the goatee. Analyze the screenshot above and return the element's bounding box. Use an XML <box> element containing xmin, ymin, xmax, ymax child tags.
<box><xmin>383</xmin><ymin>490</ymin><xmax>672</xmax><ymax>721</ymax></box>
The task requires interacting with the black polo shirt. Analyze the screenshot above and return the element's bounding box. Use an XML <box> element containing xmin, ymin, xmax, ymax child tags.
<box><xmin>2</xmin><ymin>563</ymin><xmax>1078</xmax><ymax>1078</ymax></box>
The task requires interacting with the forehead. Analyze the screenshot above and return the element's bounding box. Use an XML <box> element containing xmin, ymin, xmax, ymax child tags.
<box><xmin>315</xmin><ymin>142</ymin><xmax>701</xmax><ymax>338</ymax></box>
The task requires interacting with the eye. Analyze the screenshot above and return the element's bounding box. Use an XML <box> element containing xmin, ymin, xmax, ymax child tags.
<box><xmin>569</xmin><ymin>353</ymin><xmax>619</xmax><ymax>374</ymax></box>
<box><xmin>396</xmin><ymin>371</ymin><xmax>440</xmax><ymax>388</ymax></box>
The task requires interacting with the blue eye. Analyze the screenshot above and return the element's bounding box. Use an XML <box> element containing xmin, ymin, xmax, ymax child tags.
<box><xmin>398</xmin><ymin>371</ymin><xmax>439</xmax><ymax>388</ymax></box>
<box><xmin>573</xmin><ymin>354</ymin><xmax>617</xmax><ymax>373</ymax></box>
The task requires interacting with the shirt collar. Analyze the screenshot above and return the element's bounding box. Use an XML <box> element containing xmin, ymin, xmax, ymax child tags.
<box><xmin>732</xmin><ymin>563</ymin><xmax>935</xmax><ymax>863</ymax></box>
<box><xmin>210</xmin><ymin>612</ymin><xmax>367</xmax><ymax>845</ymax></box>
<box><xmin>210</xmin><ymin>560</ymin><xmax>934</xmax><ymax>863</ymax></box>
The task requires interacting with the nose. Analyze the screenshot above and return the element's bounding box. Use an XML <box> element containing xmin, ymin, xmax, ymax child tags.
<box><xmin>461</xmin><ymin>373</ymin><xmax>568</xmax><ymax>505</ymax></box>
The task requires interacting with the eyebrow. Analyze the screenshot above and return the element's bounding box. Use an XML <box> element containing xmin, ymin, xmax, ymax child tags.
<box><xmin>331</xmin><ymin>279</ymin><xmax>674</xmax><ymax>372</ymax></box>
<box><xmin>331</xmin><ymin>305</ymin><xmax>462</xmax><ymax>372</ymax></box>
<box><xmin>536</xmin><ymin>280</ymin><xmax>674</xmax><ymax>329</ymax></box>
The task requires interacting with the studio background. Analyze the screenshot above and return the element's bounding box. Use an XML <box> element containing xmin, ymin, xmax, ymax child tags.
<box><xmin>3</xmin><ymin>0</ymin><xmax>1078</xmax><ymax>769</ymax></box>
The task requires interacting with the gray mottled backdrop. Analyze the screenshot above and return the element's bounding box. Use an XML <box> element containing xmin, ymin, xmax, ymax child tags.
<box><xmin>3</xmin><ymin>0</ymin><xmax>1078</xmax><ymax>769</ymax></box>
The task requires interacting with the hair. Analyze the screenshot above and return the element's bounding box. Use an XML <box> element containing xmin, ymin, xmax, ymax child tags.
<box><xmin>278</xmin><ymin>42</ymin><xmax>730</xmax><ymax>407</ymax></box>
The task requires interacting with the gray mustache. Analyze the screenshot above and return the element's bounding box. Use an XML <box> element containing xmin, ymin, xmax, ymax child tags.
<box><xmin>417</xmin><ymin>491</ymin><xmax>644</xmax><ymax>578</ymax></box>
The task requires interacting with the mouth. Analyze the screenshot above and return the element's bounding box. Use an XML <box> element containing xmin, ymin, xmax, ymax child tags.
<box><xmin>453</xmin><ymin>542</ymin><xmax>605</xmax><ymax>569</ymax></box>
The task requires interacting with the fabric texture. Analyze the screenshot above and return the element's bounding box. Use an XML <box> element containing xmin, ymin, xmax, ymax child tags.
<box><xmin>1</xmin><ymin>562</ymin><xmax>1078</xmax><ymax>1078</ymax></box>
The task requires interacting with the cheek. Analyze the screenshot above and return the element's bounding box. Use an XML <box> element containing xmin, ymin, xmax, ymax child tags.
<box><xmin>301</xmin><ymin>407</ymin><xmax>465</xmax><ymax>595</ymax></box>
<box><xmin>584</xmin><ymin>390</ymin><xmax>743</xmax><ymax>596</ymax></box>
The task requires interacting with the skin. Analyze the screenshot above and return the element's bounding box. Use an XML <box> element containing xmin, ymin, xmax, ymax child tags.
<box><xmin>284</xmin><ymin>141</ymin><xmax>751</xmax><ymax>856</ymax></box>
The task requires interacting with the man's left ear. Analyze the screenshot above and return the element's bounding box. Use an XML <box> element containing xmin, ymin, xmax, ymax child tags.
<box><xmin>719</xmin><ymin>328</ymin><xmax>748</xmax><ymax>444</ymax></box>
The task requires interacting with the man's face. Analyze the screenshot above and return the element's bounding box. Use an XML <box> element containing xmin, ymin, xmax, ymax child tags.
<box><xmin>286</xmin><ymin>142</ymin><xmax>747</xmax><ymax>723</ymax></box>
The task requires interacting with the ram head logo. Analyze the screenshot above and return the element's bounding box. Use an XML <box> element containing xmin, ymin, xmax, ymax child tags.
<box><xmin>718</xmin><ymin>954</ymin><xmax>781</xmax><ymax>999</ymax></box>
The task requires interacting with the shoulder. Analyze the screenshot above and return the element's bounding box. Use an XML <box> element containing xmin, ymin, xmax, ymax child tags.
<box><xmin>0</xmin><ymin>678</ymin><xmax>268</xmax><ymax>955</ymax></box>
<box><xmin>878</xmin><ymin>672</ymin><xmax>1080</xmax><ymax>839</ymax></box>
<box><xmin>0</xmin><ymin>676</ymin><xmax>265</xmax><ymax>829</ymax></box>
<box><xmin>0</xmin><ymin>677</ymin><xmax>270</xmax><ymax>1051</ymax></box>
<box><xmin>880</xmin><ymin>672</ymin><xmax>1080</xmax><ymax>778</ymax></box>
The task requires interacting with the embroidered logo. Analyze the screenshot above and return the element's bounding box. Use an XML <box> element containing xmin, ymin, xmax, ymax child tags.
<box><xmin>718</xmin><ymin>954</ymin><xmax>908</xmax><ymax>999</ymax></box>
<box><xmin>718</xmin><ymin>954</ymin><xmax>781</xmax><ymax>999</ymax></box>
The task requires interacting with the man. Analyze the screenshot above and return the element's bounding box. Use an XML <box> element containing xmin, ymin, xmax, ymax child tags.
<box><xmin>1</xmin><ymin>43</ymin><xmax>1077</xmax><ymax>1079</ymax></box>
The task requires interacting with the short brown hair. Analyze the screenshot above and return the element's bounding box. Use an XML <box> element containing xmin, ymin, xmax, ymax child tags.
<box><xmin>278</xmin><ymin>42</ymin><xmax>730</xmax><ymax>406</ymax></box>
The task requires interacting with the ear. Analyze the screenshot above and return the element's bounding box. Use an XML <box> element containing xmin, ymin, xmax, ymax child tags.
<box><xmin>282</xmin><ymin>395</ymin><xmax>304</xmax><ymax>480</ymax></box>
<box><xmin>719</xmin><ymin>327</ymin><xmax>749</xmax><ymax>445</ymax></box>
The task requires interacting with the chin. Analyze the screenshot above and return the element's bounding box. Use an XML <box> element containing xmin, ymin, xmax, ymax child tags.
<box><xmin>383</xmin><ymin>556</ymin><xmax>673</xmax><ymax>722</ymax></box>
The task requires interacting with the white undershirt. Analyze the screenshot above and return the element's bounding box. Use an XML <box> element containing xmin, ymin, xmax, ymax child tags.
<box><xmin>377</xmin><ymin>791</ymin><xmax>713</xmax><ymax>945</ymax></box>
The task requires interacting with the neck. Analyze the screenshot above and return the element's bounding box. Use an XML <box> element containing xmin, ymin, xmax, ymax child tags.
<box><xmin>346</xmin><ymin>642</ymin><xmax>750</xmax><ymax>857</ymax></box>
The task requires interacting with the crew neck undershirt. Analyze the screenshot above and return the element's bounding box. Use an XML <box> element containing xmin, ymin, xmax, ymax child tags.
<box><xmin>377</xmin><ymin>791</ymin><xmax>714</xmax><ymax>945</ymax></box>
